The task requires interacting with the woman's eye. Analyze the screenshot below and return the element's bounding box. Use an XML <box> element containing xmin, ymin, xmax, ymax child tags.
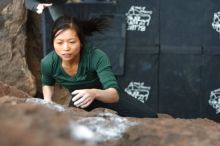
<box><xmin>56</xmin><ymin>42</ymin><xmax>62</xmax><ymax>45</ymax></box>
<box><xmin>70</xmin><ymin>41</ymin><xmax>75</xmax><ymax>44</ymax></box>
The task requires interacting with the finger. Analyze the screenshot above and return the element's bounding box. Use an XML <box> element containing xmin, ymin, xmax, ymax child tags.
<box><xmin>43</xmin><ymin>3</ymin><xmax>53</xmax><ymax>7</ymax></box>
<box><xmin>74</xmin><ymin>96</ymin><xmax>87</xmax><ymax>107</ymax></box>
<box><xmin>71</xmin><ymin>90</ymin><xmax>80</xmax><ymax>95</ymax></box>
<box><xmin>77</xmin><ymin>97</ymin><xmax>92</xmax><ymax>107</ymax></box>
<box><xmin>72</xmin><ymin>93</ymin><xmax>82</xmax><ymax>102</ymax></box>
<box><xmin>36</xmin><ymin>9</ymin><xmax>43</xmax><ymax>14</ymax></box>
<box><xmin>80</xmin><ymin>99</ymin><xmax>93</xmax><ymax>108</ymax></box>
<box><xmin>36</xmin><ymin>5</ymin><xmax>44</xmax><ymax>14</ymax></box>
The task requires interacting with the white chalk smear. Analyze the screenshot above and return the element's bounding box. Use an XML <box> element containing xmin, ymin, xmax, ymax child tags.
<box><xmin>69</xmin><ymin>112</ymin><xmax>139</xmax><ymax>143</ymax></box>
<box><xmin>25</xmin><ymin>98</ymin><xmax>65</xmax><ymax>112</ymax></box>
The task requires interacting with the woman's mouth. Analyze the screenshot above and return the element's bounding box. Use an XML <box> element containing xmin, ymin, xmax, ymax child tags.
<box><xmin>61</xmin><ymin>53</ymin><xmax>71</xmax><ymax>58</ymax></box>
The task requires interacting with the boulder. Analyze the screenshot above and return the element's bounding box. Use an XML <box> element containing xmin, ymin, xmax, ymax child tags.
<box><xmin>0</xmin><ymin>81</ymin><xmax>29</xmax><ymax>98</ymax></box>
<box><xmin>0</xmin><ymin>96</ymin><xmax>219</xmax><ymax>146</ymax></box>
<box><xmin>0</xmin><ymin>0</ymin><xmax>36</xmax><ymax>96</ymax></box>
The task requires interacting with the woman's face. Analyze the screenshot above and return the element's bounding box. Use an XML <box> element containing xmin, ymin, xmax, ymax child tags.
<box><xmin>53</xmin><ymin>28</ymin><xmax>81</xmax><ymax>62</ymax></box>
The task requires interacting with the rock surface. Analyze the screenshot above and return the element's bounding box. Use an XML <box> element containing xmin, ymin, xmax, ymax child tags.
<box><xmin>0</xmin><ymin>81</ymin><xmax>29</xmax><ymax>98</ymax></box>
<box><xmin>0</xmin><ymin>95</ymin><xmax>219</xmax><ymax>146</ymax></box>
<box><xmin>0</xmin><ymin>0</ymin><xmax>14</xmax><ymax>10</ymax></box>
<box><xmin>0</xmin><ymin>0</ymin><xmax>36</xmax><ymax>96</ymax></box>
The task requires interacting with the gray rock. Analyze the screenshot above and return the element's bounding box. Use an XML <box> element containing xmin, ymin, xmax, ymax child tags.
<box><xmin>0</xmin><ymin>0</ymin><xmax>36</xmax><ymax>96</ymax></box>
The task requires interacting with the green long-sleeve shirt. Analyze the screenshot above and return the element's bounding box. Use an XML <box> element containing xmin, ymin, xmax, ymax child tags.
<box><xmin>41</xmin><ymin>45</ymin><xmax>119</xmax><ymax>93</ymax></box>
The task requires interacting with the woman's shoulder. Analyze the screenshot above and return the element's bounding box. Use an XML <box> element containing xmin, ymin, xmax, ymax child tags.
<box><xmin>41</xmin><ymin>51</ymin><xmax>59</xmax><ymax>64</ymax></box>
<box><xmin>41</xmin><ymin>51</ymin><xmax>60</xmax><ymax>73</ymax></box>
<box><xmin>85</xmin><ymin>44</ymin><xmax>111</xmax><ymax>67</ymax></box>
<box><xmin>84</xmin><ymin>44</ymin><xmax>107</xmax><ymax>58</ymax></box>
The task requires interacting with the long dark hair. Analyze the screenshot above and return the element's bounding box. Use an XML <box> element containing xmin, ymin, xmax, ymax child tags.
<box><xmin>51</xmin><ymin>15</ymin><xmax>111</xmax><ymax>48</ymax></box>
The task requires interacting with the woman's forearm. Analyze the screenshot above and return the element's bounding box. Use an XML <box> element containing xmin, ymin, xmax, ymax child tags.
<box><xmin>42</xmin><ymin>85</ymin><xmax>54</xmax><ymax>102</ymax></box>
<box><xmin>93</xmin><ymin>88</ymin><xmax>119</xmax><ymax>103</ymax></box>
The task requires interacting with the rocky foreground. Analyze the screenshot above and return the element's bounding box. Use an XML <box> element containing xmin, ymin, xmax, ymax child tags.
<box><xmin>0</xmin><ymin>82</ymin><xmax>220</xmax><ymax>146</ymax></box>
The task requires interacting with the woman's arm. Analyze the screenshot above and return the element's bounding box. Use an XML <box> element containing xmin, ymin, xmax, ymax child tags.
<box><xmin>42</xmin><ymin>85</ymin><xmax>54</xmax><ymax>102</ymax></box>
<box><xmin>92</xmin><ymin>88</ymin><xmax>119</xmax><ymax>103</ymax></box>
<box><xmin>72</xmin><ymin>88</ymin><xmax>119</xmax><ymax>108</ymax></box>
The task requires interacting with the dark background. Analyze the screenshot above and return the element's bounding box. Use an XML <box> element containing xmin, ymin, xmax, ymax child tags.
<box><xmin>42</xmin><ymin>0</ymin><xmax>220</xmax><ymax>122</ymax></box>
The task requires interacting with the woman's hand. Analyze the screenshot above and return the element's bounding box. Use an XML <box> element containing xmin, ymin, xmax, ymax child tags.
<box><xmin>36</xmin><ymin>3</ymin><xmax>52</xmax><ymax>14</ymax></box>
<box><xmin>71</xmin><ymin>88</ymin><xmax>119</xmax><ymax>108</ymax></box>
<box><xmin>71</xmin><ymin>89</ymin><xmax>96</xmax><ymax>108</ymax></box>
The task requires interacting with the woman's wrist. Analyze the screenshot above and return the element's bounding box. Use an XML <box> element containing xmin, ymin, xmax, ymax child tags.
<box><xmin>89</xmin><ymin>88</ymin><xmax>97</xmax><ymax>100</ymax></box>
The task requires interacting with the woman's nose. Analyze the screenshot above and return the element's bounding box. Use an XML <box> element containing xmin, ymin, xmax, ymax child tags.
<box><xmin>63</xmin><ymin>43</ymin><xmax>69</xmax><ymax>51</ymax></box>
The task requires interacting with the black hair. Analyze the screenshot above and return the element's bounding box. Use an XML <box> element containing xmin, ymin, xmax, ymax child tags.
<box><xmin>51</xmin><ymin>15</ymin><xmax>111</xmax><ymax>48</ymax></box>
